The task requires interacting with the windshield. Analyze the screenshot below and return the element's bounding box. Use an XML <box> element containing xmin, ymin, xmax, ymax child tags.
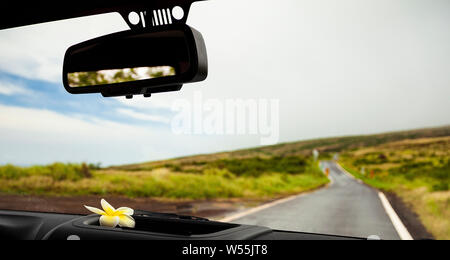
<box><xmin>0</xmin><ymin>0</ymin><xmax>449</xmax><ymax>240</ymax></box>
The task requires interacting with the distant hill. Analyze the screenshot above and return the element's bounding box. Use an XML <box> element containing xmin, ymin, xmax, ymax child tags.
<box><xmin>111</xmin><ymin>125</ymin><xmax>450</xmax><ymax>170</ymax></box>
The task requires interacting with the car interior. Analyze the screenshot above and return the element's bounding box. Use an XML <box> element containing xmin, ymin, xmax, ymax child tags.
<box><xmin>0</xmin><ymin>0</ymin><xmax>366</xmax><ymax>241</ymax></box>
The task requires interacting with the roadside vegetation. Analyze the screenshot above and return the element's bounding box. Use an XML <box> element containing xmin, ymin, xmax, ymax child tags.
<box><xmin>339</xmin><ymin>136</ymin><xmax>450</xmax><ymax>239</ymax></box>
<box><xmin>0</xmin><ymin>157</ymin><xmax>329</xmax><ymax>200</ymax></box>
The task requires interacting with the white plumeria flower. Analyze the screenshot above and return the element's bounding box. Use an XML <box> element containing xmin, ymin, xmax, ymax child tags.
<box><xmin>84</xmin><ymin>199</ymin><xmax>135</xmax><ymax>228</ymax></box>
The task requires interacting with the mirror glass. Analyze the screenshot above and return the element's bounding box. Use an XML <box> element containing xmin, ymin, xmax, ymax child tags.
<box><xmin>67</xmin><ymin>66</ymin><xmax>176</xmax><ymax>87</ymax></box>
<box><xmin>64</xmin><ymin>28</ymin><xmax>193</xmax><ymax>90</ymax></box>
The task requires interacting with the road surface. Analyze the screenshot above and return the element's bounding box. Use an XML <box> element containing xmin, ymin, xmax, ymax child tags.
<box><xmin>231</xmin><ymin>161</ymin><xmax>401</xmax><ymax>239</ymax></box>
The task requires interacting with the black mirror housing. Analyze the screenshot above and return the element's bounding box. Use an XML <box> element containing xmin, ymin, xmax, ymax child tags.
<box><xmin>63</xmin><ymin>24</ymin><xmax>207</xmax><ymax>98</ymax></box>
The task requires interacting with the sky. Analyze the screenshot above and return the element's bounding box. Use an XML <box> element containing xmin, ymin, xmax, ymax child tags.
<box><xmin>0</xmin><ymin>0</ymin><xmax>449</xmax><ymax>166</ymax></box>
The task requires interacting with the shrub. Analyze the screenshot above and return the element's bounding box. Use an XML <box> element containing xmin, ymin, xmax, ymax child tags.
<box><xmin>0</xmin><ymin>164</ymin><xmax>28</xmax><ymax>179</ymax></box>
<box><xmin>81</xmin><ymin>163</ymin><xmax>93</xmax><ymax>178</ymax></box>
<box><xmin>0</xmin><ymin>163</ymin><xmax>94</xmax><ymax>181</ymax></box>
<box><xmin>207</xmin><ymin>156</ymin><xmax>308</xmax><ymax>177</ymax></box>
<box><xmin>203</xmin><ymin>168</ymin><xmax>236</xmax><ymax>179</ymax></box>
<box><xmin>354</xmin><ymin>152</ymin><xmax>389</xmax><ymax>166</ymax></box>
<box><xmin>432</xmin><ymin>182</ymin><xmax>449</xmax><ymax>192</ymax></box>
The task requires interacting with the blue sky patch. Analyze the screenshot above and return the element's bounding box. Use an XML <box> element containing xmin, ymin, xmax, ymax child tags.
<box><xmin>0</xmin><ymin>71</ymin><xmax>174</xmax><ymax>128</ymax></box>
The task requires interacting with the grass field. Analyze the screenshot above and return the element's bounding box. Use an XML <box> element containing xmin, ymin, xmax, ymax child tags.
<box><xmin>339</xmin><ymin>136</ymin><xmax>450</xmax><ymax>239</ymax></box>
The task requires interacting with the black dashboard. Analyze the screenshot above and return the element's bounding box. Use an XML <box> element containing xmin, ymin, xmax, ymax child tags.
<box><xmin>0</xmin><ymin>210</ymin><xmax>362</xmax><ymax>240</ymax></box>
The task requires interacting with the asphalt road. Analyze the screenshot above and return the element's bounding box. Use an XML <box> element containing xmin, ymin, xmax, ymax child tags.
<box><xmin>232</xmin><ymin>161</ymin><xmax>401</xmax><ymax>239</ymax></box>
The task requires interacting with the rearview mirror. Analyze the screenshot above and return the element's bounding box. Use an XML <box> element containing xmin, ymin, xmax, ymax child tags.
<box><xmin>63</xmin><ymin>24</ymin><xmax>207</xmax><ymax>98</ymax></box>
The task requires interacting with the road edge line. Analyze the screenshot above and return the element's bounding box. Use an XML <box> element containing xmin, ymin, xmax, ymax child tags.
<box><xmin>220</xmin><ymin>166</ymin><xmax>333</xmax><ymax>223</ymax></box>
<box><xmin>378</xmin><ymin>192</ymin><xmax>413</xmax><ymax>240</ymax></box>
<box><xmin>335</xmin><ymin>162</ymin><xmax>364</xmax><ymax>184</ymax></box>
<box><xmin>336</xmin><ymin>162</ymin><xmax>413</xmax><ymax>240</ymax></box>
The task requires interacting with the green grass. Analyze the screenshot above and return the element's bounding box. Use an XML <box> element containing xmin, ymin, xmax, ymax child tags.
<box><xmin>339</xmin><ymin>163</ymin><xmax>398</xmax><ymax>191</ymax></box>
<box><xmin>0</xmin><ymin>163</ymin><xmax>94</xmax><ymax>181</ymax></box>
<box><xmin>340</xmin><ymin>138</ymin><xmax>449</xmax><ymax>193</ymax></box>
<box><xmin>0</xmin><ymin>157</ymin><xmax>329</xmax><ymax>199</ymax></box>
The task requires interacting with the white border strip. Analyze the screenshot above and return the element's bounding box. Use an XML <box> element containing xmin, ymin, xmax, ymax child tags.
<box><xmin>378</xmin><ymin>192</ymin><xmax>413</xmax><ymax>240</ymax></box>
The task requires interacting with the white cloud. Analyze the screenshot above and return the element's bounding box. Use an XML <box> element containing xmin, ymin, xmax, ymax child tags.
<box><xmin>0</xmin><ymin>81</ymin><xmax>30</xmax><ymax>96</ymax></box>
<box><xmin>116</xmin><ymin>108</ymin><xmax>171</xmax><ymax>124</ymax></box>
<box><xmin>0</xmin><ymin>104</ymin><xmax>179</xmax><ymax>165</ymax></box>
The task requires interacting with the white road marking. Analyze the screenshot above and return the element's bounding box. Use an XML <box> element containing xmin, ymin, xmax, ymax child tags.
<box><xmin>220</xmin><ymin>166</ymin><xmax>333</xmax><ymax>223</ymax></box>
<box><xmin>336</xmin><ymin>162</ymin><xmax>413</xmax><ymax>240</ymax></box>
<box><xmin>335</xmin><ymin>163</ymin><xmax>358</xmax><ymax>181</ymax></box>
<box><xmin>378</xmin><ymin>192</ymin><xmax>413</xmax><ymax>240</ymax></box>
